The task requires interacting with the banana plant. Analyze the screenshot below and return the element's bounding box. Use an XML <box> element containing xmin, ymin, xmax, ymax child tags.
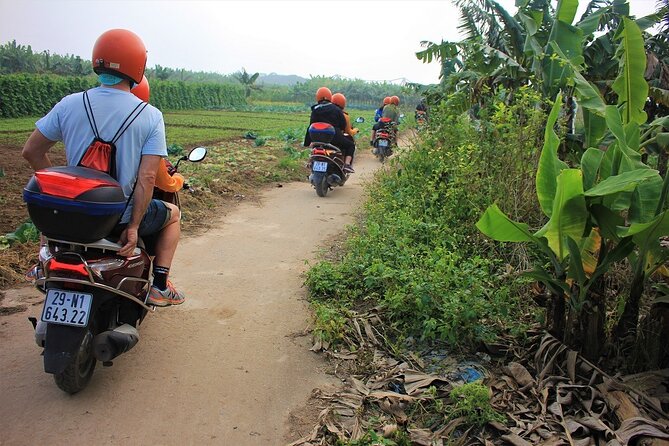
<box><xmin>477</xmin><ymin>89</ymin><xmax>666</xmax><ymax>354</ymax></box>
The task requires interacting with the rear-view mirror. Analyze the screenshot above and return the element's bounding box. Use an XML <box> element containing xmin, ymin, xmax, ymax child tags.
<box><xmin>188</xmin><ymin>147</ymin><xmax>207</xmax><ymax>162</ymax></box>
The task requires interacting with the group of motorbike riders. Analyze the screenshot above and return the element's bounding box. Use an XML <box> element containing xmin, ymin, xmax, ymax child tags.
<box><xmin>304</xmin><ymin>88</ymin><xmax>405</xmax><ymax>173</ymax></box>
<box><xmin>19</xmin><ymin>27</ymin><xmax>417</xmax><ymax>313</ymax></box>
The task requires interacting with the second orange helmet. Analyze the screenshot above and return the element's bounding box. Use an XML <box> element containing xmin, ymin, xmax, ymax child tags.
<box><xmin>332</xmin><ymin>93</ymin><xmax>346</xmax><ymax>109</ymax></box>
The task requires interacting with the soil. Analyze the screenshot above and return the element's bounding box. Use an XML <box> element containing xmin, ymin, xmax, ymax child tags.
<box><xmin>0</xmin><ymin>142</ymin><xmax>67</xmax><ymax>234</ymax></box>
<box><xmin>0</xmin><ymin>150</ymin><xmax>383</xmax><ymax>445</ymax></box>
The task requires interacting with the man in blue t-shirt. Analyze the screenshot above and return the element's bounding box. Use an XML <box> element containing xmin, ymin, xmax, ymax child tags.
<box><xmin>22</xmin><ymin>29</ymin><xmax>185</xmax><ymax>307</ymax></box>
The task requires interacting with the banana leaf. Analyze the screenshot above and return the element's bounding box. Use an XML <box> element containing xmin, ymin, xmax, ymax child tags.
<box><xmin>583</xmin><ymin>109</ymin><xmax>607</xmax><ymax>149</ymax></box>
<box><xmin>476</xmin><ymin>204</ymin><xmax>536</xmax><ymax>243</ymax></box>
<box><xmin>657</xmin><ymin>133</ymin><xmax>669</xmax><ymax>150</ymax></box>
<box><xmin>555</xmin><ymin>0</ymin><xmax>579</xmax><ymax>25</ymax></box>
<box><xmin>576</xmin><ymin>6</ymin><xmax>611</xmax><ymax>35</ymax></box>
<box><xmin>590</xmin><ymin>204</ymin><xmax>624</xmax><ymax>241</ymax></box>
<box><xmin>537</xmin><ymin>92</ymin><xmax>569</xmax><ymax>217</ymax></box>
<box><xmin>629</xmin><ymin>174</ymin><xmax>663</xmax><ymax>224</ymax></box>
<box><xmin>581</xmin><ymin>147</ymin><xmax>605</xmax><ymax>191</ymax></box>
<box><xmin>620</xmin><ymin>210</ymin><xmax>669</xmax><ymax>262</ymax></box>
<box><xmin>543</xmin><ymin>28</ymin><xmax>585</xmax><ymax>97</ymax></box>
<box><xmin>584</xmin><ymin>169</ymin><xmax>658</xmax><ymax>197</ymax></box>
<box><xmin>612</xmin><ymin>17</ymin><xmax>648</xmax><ymax>126</ymax></box>
<box><xmin>537</xmin><ymin>169</ymin><xmax>588</xmax><ymax>260</ymax></box>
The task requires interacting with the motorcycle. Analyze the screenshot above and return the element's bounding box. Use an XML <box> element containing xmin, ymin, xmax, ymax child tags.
<box><xmin>306</xmin><ymin>122</ymin><xmax>350</xmax><ymax>197</ymax></box>
<box><xmin>24</xmin><ymin>146</ymin><xmax>207</xmax><ymax>394</ymax></box>
<box><xmin>415</xmin><ymin>110</ymin><xmax>428</xmax><ymax>130</ymax></box>
<box><xmin>373</xmin><ymin>117</ymin><xmax>397</xmax><ymax>163</ymax></box>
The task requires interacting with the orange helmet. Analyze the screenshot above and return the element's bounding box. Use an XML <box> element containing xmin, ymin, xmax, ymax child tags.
<box><xmin>383</xmin><ymin>96</ymin><xmax>391</xmax><ymax>105</ymax></box>
<box><xmin>390</xmin><ymin>95</ymin><xmax>400</xmax><ymax>105</ymax></box>
<box><xmin>92</xmin><ymin>29</ymin><xmax>147</xmax><ymax>84</ymax></box>
<box><xmin>316</xmin><ymin>87</ymin><xmax>332</xmax><ymax>102</ymax></box>
<box><xmin>332</xmin><ymin>93</ymin><xmax>346</xmax><ymax>109</ymax></box>
<box><xmin>131</xmin><ymin>75</ymin><xmax>150</xmax><ymax>102</ymax></box>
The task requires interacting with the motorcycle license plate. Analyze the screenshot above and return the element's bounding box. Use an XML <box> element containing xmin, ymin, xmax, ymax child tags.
<box><xmin>312</xmin><ymin>161</ymin><xmax>328</xmax><ymax>172</ymax></box>
<box><xmin>41</xmin><ymin>289</ymin><xmax>92</xmax><ymax>327</ymax></box>
<box><xmin>378</xmin><ymin>139</ymin><xmax>389</xmax><ymax>147</ymax></box>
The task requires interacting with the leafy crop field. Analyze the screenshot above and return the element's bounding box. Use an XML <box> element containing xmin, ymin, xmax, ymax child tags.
<box><xmin>163</xmin><ymin>109</ymin><xmax>308</xmax><ymax>147</ymax></box>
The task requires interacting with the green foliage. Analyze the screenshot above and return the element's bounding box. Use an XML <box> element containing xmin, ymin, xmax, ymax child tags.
<box><xmin>234</xmin><ymin>67</ymin><xmax>261</xmax><ymax>98</ymax></box>
<box><xmin>0</xmin><ymin>73</ymin><xmax>96</xmax><ymax>118</ymax></box>
<box><xmin>306</xmin><ymin>88</ymin><xmax>546</xmax><ymax>348</ymax></box>
<box><xmin>0</xmin><ymin>74</ymin><xmax>246</xmax><ymax>118</ymax></box>
<box><xmin>5</xmin><ymin>222</ymin><xmax>40</xmax><ymax>244</ymax></box>
<box><xmin>0</xmin><ymin>40</ymin><xmax>92</xmax><ymax>76</ymax></box>
<box><xmin>149</xmin><ymin>79</ymin><xmax>245</xmax><ymax>111</ymax></box>
<box><xmin>612</xmin><ymin>17</ymin><xmax>648</xmax><ymax>125</ymax></box>
<box><xmin>167</xmin><ymin>143</ymin><xmax>185</xmax><ymax>156</ymax></box>
<box><xmin>476</xmin><ymin>31</ymin><xmax>669</xmax><ymax>353</ymax></box>
<box><xmin>336</xmin><ymin>429</ymin><xmax>405</xmax><ymax>446</ymax></box>
<box><xmin>282</xmin><ymin>145</ymin><xmax>309</xmax><ymax>160</ymax></box>
<box><xmin>312</xmin><ymin>301</ymin><xmax>348</xmax><ymax>345</ymax></box>
<box><xmin>279</xmin><ymin>127</ymin><xmax>303</xmax><ymax>143</ymax></box>
<box><xmin>448</xmin><ymin>381</ymin><xmax>505</xmax><ymax>427</ymax></box>
<box><xmin>253</xmin><ymin>136</ymin><xmax>266</xmax><ymax>147</ymax></box>
<box><xmin>289</xmin><ymin>75</ymin><xmax>420</xmax><ymax>108</ymax></box>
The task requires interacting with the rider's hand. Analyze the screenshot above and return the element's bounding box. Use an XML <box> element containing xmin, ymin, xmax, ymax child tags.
<box><xmin>118</xmin><ymin>227</ymin><xmax>139</xmax><ymax>257</ymax></box>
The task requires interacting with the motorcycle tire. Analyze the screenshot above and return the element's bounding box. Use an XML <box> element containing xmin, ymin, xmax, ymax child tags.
<box><xmin>313</xmin><ymin>172</ymin><xmax>329</xmax><ymax>197</ymax></box>
<box><xmin>53</xmin><ymin>330</ymin><xmax>96</xmax><ymax>394</ymax></box>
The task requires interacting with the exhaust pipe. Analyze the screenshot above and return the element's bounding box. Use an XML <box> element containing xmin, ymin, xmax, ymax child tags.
<box><xmin>327</xmin><ymin>174</ymin><xmax>342</xmax><ymax>186</ymax></box>
<box><xmin>93</xmin><ymin>324</ymin><xmax>139</xmax><ymax>362</ymax></box>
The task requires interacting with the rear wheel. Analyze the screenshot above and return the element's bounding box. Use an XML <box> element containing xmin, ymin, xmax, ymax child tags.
<box><xmin>313</xmin><ymin>172</ymin><xmax>329</xmax><ymax>197</ymax></box>
<box><xmin>54</xmin><ymin>330</ymin><xmax>96</xmax><ymax>394</ymax></box>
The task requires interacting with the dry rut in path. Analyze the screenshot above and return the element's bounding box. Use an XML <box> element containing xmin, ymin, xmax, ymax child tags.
<box><xmin>0</xmin><ymin>151</ymin><xmax>384</xmax><ymax>445</ymax></box>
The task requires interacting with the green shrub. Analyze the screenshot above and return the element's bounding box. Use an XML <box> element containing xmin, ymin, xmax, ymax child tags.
<box><xmin>448</xmin><ymin>381</ymin><xmax>505</xmax><ymax>427</ymax></box>
<box><xmin>167</xmin><ymin>143</ymin><xmax>184</xmax><ymax>156</ymax></box>
<box><xmin>312</xmin><ymin>301</ymin><xmax>348</xmax><ymax>345</ymax></box>
<box><xmin>305</xmin><ymin>87</ymin><xmax>545</xmax><ymax>349</ymax></box>
<box><xmin>5</xmin><ymin>222</ymin><xmax>39</xmax><ymax>244</ymax></box>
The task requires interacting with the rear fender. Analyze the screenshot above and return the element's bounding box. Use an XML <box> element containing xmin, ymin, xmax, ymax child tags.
<box><xmin>43</xmin><ymin>324</ymin><xmax>88</xmax><ymax>374</ymax></box>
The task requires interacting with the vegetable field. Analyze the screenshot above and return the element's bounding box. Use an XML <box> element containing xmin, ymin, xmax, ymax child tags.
<box><xmin>163</xmin><ymin>109</ymin><xmax>308</xmax><ymax>147</ymax></box>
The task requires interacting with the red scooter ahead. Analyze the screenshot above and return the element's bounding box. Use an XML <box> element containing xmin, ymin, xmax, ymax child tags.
<box><xmin>306</xmin><ymin>122</ymin><xmax>350</xmax><ymax>197</ymax></box>
<box><xmin>372</xmin><ymin>117</ymin><xmax>397</xmax><ymax>163</ymax></box>
<box><xmin>24</xmin><ymin>147</ymin><xmax>206</xmax><ymax>394</ymax></box>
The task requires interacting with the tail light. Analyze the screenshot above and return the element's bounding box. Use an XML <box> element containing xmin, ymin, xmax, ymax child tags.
<box><xmin>46</xmin><ymin>259</ymin><xmax>88</xmax><ymax>277</ymax></box>
<box><xmin>312</xmin><ymin>148</ymin><xmax>328</xmax><ymax>156</ymax></box>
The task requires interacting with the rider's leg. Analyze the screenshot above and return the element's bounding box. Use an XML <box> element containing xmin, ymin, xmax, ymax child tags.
<box><xmin>153</xmin><ymin>202</ymin><xmax>180</xmax><ymax>271</ymax></box>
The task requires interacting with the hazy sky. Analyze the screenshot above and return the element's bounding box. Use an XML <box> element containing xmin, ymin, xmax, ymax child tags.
<box><xmin>0</xmin><ymin>0</ymin><xmax>661</xmax><ymax>85</ymax></box>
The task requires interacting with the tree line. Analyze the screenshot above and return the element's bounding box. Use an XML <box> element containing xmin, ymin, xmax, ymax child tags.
<box><xmin>0</xmin><ymin>40</ymin><xmax>420</xmax><ymax>110</ymax></box>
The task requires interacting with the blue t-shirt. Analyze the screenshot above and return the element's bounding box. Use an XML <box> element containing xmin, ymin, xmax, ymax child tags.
<box><xmin>36</xmin><ymin>86</ymin><xmax>167</xmax><ymax>223</ymax></box>
<box><xmin>374</xmin><ymin>107</ymin><xmax>383</xmax><ymax>122</ymax></box>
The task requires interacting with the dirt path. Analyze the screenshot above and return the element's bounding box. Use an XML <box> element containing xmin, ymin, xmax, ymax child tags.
<box><xmin>0</xmin><ymin>151</ymin><xmax>382</xmax><ymax>445</ymax></box>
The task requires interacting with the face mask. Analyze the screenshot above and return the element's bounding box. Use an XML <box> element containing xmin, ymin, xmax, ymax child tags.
<box><xmin>98</xmin><ymin>73</ymin><xmax>123</xmax><ymax>86</ymax></box>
